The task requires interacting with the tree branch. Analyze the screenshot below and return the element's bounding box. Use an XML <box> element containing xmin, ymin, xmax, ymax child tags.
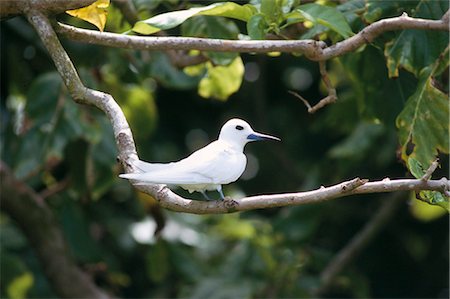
<box><xmin>26</xmin><ymin>10</ymin><xmax>138</xmax><ymax>169</ymax></box>
<box><xmin>1</xmin><ymin>0</ymin><xmax>96</xmax><ymax>19</ymax></box>
<box><xmin>132</xmin><ymin>177</ymin><xmax>449</xmax><ymax>214</ymax></box>
<box><xmin>54</xmin><ymin>11</ymin><xmax>449</xmax><ymax>61</ymax></box>
<box><xmin>25</xmin><ymin>10</ymin><xmax>449</xmax><ymax>217</ymax></box>
<box><xmin>0</xmin><ymin>162</ymin><xmax>112</xmax><ymax>299</ymax></box>
<box><xmin>289</xmin><ymin>60</ymin><xmax>337</xmax><ymax>113</ymax></box>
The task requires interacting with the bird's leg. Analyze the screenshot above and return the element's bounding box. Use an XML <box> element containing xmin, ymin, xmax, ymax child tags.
<box><xmin>217</xmin><ymin>186</ymin><xmax>226</xmax><ymax>200</ymax></box>
<box><xmin>201</xmin><ymin>191</ymin><xmax>212</xmax><ymax>201</ymax></box>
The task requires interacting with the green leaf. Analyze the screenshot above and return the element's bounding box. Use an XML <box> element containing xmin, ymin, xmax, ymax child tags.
<box><xmin>417</xmin><ymin>191</ymin><xmax>449</xmax><ymax>211</ymax></box>
<box><xmin>247</xmin><ymin>14</ymin><xmax>268</xmax><ymax>40</ymax></box>
<box><xmin>396</xmin><ymin>61</ymin><xmax>449</xmax><ymax>170</ymax></box>
<box><xmin>25</xmin><ymin>72</ymin><xmax>61</xmax><ymax>125</ymax></box>
<box><xmin>132</xmin><ymin>2</ymin><xmax>256</xmax><ymax>35</ymax></box>
<box><xmin>198</xmin><ymin>57</ymin><xmax>244</xmax><ymax>101</ymax></box>
<box><xmin>407</xmin><ymin>159</ymin><xmax>448</xmax><ymax>211</ymax></box>
<box><xmin>385</xmin><ymin>1</ymin><xmax>449</xmax><ymax>77</ymax></box>
<box><xmin>181</xmin><ymin>15</ymin><xmax>239</xmax><ymax>65</ymax></box>
<box><xmin>363</xmin><ymin>0</ymin><xmax>419</xmax><ymax>23</ymax></box>
<box><xmin>407</xmin><ymin>157</ymin><xmax>426</xmax><ymax>178</ymax></box>
<box><xmin>7</xmin><ymin>272</ymin><xmax>33</xmax><ymax>299</ymax></box>
<box><xmin>261</xmin><ymin>0</ymin><xmax>282</xmax><ymax>24</ymax></box>
<box><xmin>295</xmin><ymin>3</ymin><xmax>353</xmax><ymax>38</ymax></box>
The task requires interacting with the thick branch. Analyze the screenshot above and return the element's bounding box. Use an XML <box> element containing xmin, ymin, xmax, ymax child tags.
<box><xmin>55</xmin><ymin>12</ymin><xmax>449</xmax><ymax>61</ymax></box>
<box><xmin>0</xmin><ymin>162</ymin><xmax>111</xmax><ymax>299</ymax></box>
<box><xmin>1</xmin><ymin>0</ymin><xmax>96</xmax><ymax>19</ymax></box>
<box><xmin>25</xmin><ymin>9</ymin><xmax>449</xmax><ymax>217</ymax></box>
<box><xmin>26</xmin><ymin>10</ymin><xmax>138</xmax><ymax>166</ymax></box>
<box><xmin>133</xmin><ymin>177</ymin><xmax>449</xmax><ymax>214</ymax></box>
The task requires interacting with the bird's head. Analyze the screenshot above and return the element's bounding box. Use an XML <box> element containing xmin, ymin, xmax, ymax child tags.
<box><xmin>218</xmin><ymin>118</ymin><xmax>280</xmax><ymax>148</ymax></box>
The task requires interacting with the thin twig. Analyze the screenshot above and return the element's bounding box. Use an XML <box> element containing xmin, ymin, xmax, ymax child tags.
<box><xmin>288</xmin><ymin>61</ymin><xmax>337</xmax><ymax>113</ymax></box>
<box><xmin>421</xmin><ymin>158</ymin><xmax>439</xmax><ymax>181</ymax></box>
<box><xmin>288</xmin><ymin>90</ymin><xmax>312</xmax><ymax>110</ymax></box>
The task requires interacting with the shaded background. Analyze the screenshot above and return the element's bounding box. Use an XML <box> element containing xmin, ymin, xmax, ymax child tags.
<box><xmin>1</xmin><ymin>0</ymin><xmax>449</xmax><ymax>298</ymax></box>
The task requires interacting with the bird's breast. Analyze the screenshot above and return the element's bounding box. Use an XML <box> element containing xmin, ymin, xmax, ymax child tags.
<box><xmin>212</xmin><ymin>151</ymin><xmax>246</xmax><ymax>184</ymax></box>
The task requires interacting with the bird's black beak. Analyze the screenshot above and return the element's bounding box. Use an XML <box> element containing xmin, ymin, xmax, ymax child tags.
<box><xmin>247</xmin><ymin>132</ymin><xmax>281</xmax><ymax>141</ymax></box>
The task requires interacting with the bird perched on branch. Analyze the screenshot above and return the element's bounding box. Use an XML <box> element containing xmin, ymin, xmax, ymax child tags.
<box><xmin>120</xmin><ymin>118</ymin><xmax>280</xmax><ymax>200</ymax></box>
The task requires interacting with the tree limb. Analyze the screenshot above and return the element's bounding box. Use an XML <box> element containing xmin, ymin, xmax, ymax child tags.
<box><xmin>54</xmin><ymin>11</ymin><xmax>449</xmax><ymax>61</ymax></box>
<box><xmin>1</xmin><ymin>0</ymin><xmax>96</xmax><ymax>19</ymax></box>
<box><xmin>26</xmin><ymin>11</ymin><xmax>450</xmax><ymax>216</ymax></box>
<box><xmin>133</xmin><ymin>177</ymin><xmax>449</xmax><ymax>214</ymax></box>
<box><xmin>26</xmin><ymin>10</ymin><xmax>138</xmax><ymax>168</ymax></box>
<box><xmin>0</xmin><ymin>162</ymin><xmax>112</xmax><ymax>299</ymax></box>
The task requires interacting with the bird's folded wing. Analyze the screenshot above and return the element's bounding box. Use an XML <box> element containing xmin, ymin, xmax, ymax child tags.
<box><xmin>119</xmin><ymin>170</ymin><xmax>213</xmax><ymax>184</ymax></box>
<box><xmin>133</xmin><ymin>160</ymin><xmax>175</xmax><ymax>172</ymax></box>
<box><xmin>120</xmin><ymin>142</ymin><xmax>233</xmax><ymax>185</ymax></box>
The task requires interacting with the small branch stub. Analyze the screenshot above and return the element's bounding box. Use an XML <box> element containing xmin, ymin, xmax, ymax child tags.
<box><xmin>421</xmin><ymin>159</ymin><xmax>439</xmax><ymax>181</ymax></box>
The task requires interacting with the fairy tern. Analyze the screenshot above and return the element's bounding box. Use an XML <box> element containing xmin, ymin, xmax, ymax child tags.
<box><xmin>119</xmin><ymin>118</ymin><xmax>280</xmax><ymax>199</ymax></box>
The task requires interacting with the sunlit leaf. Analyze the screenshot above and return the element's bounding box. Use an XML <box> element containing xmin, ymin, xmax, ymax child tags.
<box><xmin>133</xmin><ymin>2</ymin><xmax>256</xmax><ymax>35</ymax></box>
<box><xmin>198</xmin><ymin>57</ymin><xmax>244</xmax><ymax>100</ymax></box>
<box><xmin>66</xmin><ymin>0</ymin><xmax>110</xmax><ymax>32</ymax></box>
<box><xmin>7</xmin><ymin>272</ymin><xmax>33</xmax><ymax>299</ymax></box>
<box><xmin>407</xmin><ymin>158</ymin><xmax>448</xmax><ymax>210</ymax></box>
<box><xmin>410</xmin><ymin>194</ymin><xmax>447</xmax><ymax>220</ymax></box>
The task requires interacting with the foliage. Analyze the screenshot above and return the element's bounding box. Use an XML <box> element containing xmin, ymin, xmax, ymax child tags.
<box><xmin>1</xmin><ymin>0</ymin><xmax>449</xmax><ymax>298</ymax></box>
<box><xmin>66</xmin><ymin>0</ymin><xmax>110</xmax><ymax>31</ymax></box>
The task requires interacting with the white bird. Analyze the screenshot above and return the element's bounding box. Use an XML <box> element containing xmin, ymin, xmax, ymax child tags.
<box><xmin>119</xmin><ymin>118</ymin><xmax>280</xmax><ymax>200</ymax></box>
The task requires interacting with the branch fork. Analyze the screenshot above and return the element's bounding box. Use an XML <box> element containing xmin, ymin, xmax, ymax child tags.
<box><xmin>289</xmin><ymin>60</ymin><xmax>337</xmax><ymax>113</ymax></box>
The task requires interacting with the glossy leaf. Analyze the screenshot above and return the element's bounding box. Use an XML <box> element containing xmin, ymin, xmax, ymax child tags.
<box><xmin>132</xmin><ymin>2</ymin><xmax>256</xmax><ymax>35</ymax></box>
<box><xmin>66</xmin><ymin>0</ymin><xmax>110</xmax><ymax>32</ymax></box>
<box><xmin>247</xmin><ymin>14</ymin><xmax>268</xmax><ymax>40</ymax></box>
<box><xmin>396</xmin><ymin>64</ymin><xmax>449</xmax><ymax>169</ymax></box>
<box><xmin>294</xmin><ymin>3</ymin><xmax>353</xmax><ymax>38</ymax></box>
<box><xmin>385</xmin><ymin>1</ymin><xmax>449</xmax><ymax>77</ymax></box>
<box><xmin>407</xmin><ymin>157</ymin><xmax>449</xmax><ymax>210</ymax></box>
<box><xmin>198</xmin><ymin>57</ymin><xmax>244</xmax><ymax>100</ymax></box>
<box><xmin>396</xmin><ymin>53</ymin><xmax>449</xmax><ymax>209</ymax></box>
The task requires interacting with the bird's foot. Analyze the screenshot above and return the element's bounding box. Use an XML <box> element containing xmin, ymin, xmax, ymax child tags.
<box><xmin>223</xmin><ymin>196</ymin><xmax>239</xmax><ymax>209</ymax></box>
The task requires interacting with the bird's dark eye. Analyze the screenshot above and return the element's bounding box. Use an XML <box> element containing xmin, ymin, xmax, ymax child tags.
<box><xmin>235</xmin><ymin>125</ymin><xmax>244</xmax><ymax>131</ymax></box>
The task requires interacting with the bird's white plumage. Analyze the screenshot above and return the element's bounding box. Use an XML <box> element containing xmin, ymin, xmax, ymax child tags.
<box><xmin>119</xmin><ymin>118</ymin><xmax>280</xmax><ymax>198</ymax></box>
